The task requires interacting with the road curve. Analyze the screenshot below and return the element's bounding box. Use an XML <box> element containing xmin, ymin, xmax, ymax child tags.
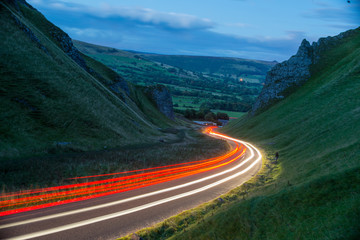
<box><xmin>0</xmin><ymin>128</ymin><xmax>262</xmax><ymax>240</ymax></box>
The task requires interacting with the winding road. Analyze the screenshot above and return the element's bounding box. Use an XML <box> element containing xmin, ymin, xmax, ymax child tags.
<box><xmin>0</xmin><ymin>128</ymin><xmax>262</xmax><ymax>240</ymax></box>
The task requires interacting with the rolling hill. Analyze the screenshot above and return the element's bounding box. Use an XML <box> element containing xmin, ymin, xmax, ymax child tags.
<box><xmin>74</xmin><ymin>40</ymin><xmax>276</xmax><ymax>117</ymax></box>
<box><xmin>140</xmin><ymin>53</ymin><xmax>276</xmax><ymax>83</ymax></box>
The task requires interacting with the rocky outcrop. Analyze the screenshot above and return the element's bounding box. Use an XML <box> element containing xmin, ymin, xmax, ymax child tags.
<box><xmin>12</xmin><ymin>15</ymin><xmax>49</xmax><ymax>55</ymax></box>
<box><xmin>48</xmin><ymin>20</ymin><xmax>131</xmax><ymax>96</ymax></box>
<box><xmin>49</xmin><ymin>26</ymin><xmax>89</xmax><ymax>71</ymax></box>
<box><xmin>6</xmin><ymin>0</ymin><xmax>88</xmax><ymax>71</ymax></box>
<box><xmin>110</xmin><ymin>75</ymin><xmax>130</xmax><ymax>95</ymax></box>
<box><xmin>146</xmin><ymin>85</ymin><xmax>175</xmax><ymax>119</ymax></box>
<box><xmin>251</xmin><ymin>28</ymin><xmax>358</xmax><ymax>114</ymax></box>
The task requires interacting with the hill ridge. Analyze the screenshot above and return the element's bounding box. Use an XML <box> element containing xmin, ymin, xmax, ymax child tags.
<box><xmin>0</xmin><ymin>0</ymin><xmax>173</xmax><ymax>159</ymax></box>
<box><xmin>251</xmin><ymin>27</ymin><xmax>360</xmax><ymax>114</ymax></box>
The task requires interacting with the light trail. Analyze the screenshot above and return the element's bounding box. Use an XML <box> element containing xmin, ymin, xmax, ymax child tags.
<box><xmin>0</xmin><ymin>131</ymin><xmax>248</xmax><ymax>216</ymax></box>
<box><xmin>1</xmin><ymin>147</ymin><xmax>239</xmax><ymax>204</ymax></box>
<box><xmin>0</xmin><ymin>146</ymin><xmax>245</xmax><ymax>210</ymax></box>
<box><xmin>0</xmin><ymin>128</ymin><xmax>262</xmax><ymax>238</ymax></box>
<box><xmin>2</xmin><ymin>145</ymin><xmax>241</xmax><ymax>199</ymax></box>
<box><xmin>1</xmin><ymin>145</ymin><xmax>240</xmax><ymax>199</ymax></box>
<box><xmin>0</xmin><ymin>128</ymin><xmax>262</xmax><ymax>239</ymax></box>
<box><xmin>67</xmin><ymin>147</ymin><xmax>240</xmax><ymax>180</ymax></box>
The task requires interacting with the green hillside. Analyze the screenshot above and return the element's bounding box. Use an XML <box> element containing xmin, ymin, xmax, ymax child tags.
<box><xmin>125</xmin><ymin>28</ymin><xmax>360</xmax><ymax>239</ymax></box>
<box><xmin>140</xmin><ymin>54</ymin><xmax>276</xmax><ymax>83</ymax></box>
<box><xmin>0</xmin><ymin>1</ymin><xmax>170</xmax><ymax>161</ymax></box>
<box><xmin>0</xmin><ymin>0</ymin><xmax>232</xmax><ymax>192</ymax></box>
<box><xmin>74</xmin><ymin>40</ymin><xmax>274</xmax><ymax>117</ymax></box>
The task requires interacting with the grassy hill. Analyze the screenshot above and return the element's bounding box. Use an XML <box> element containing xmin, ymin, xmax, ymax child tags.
<box><xmin>124</xmin><ymin>28</ymin><xmax>360</xmax><ymax>239</ymax></box>
<box><xmin>140</xmin><ymin>53</ymin><xmax>276</xmax><ymax>83</ymax></box>
<box><xmin>0</xmin><ymin>1</ymin><xmax>170</xmax><ymax>160</ymax></box>
<box><xmin>0</xmin><ymin>0</ymin><xmax>231</xmax><ymax>193</ymax></box>
<box><xmin>74</xmin><ymin>40</ymin><xmax>275</xmax><ymax>117</ymax></box>
<box><xmin>0</xmin><ymin>0</ymin><xmax>177</xmax><ymax>189</ymax></box>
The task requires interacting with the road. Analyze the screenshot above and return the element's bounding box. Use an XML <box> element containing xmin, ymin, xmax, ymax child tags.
<box><xmin>0</xmin><ymin>128</ymin><xmax>262</xmax><ymax>240</ymax></box>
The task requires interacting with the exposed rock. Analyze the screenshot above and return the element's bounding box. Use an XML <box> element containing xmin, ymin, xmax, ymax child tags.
<box><xmin>312</xmin><ymin>29</ymin><xmax>357</xmax><ymax>63</ymax></box>
<box><xmin>12</xmin><ymin>15</ymin><xmax>49</xmax><ymax>55</ymax></box>
<box><xmin>48</xmin><ymin>15</ymin><xmax>130</xmax><ymax>96</ymax></box>
<box><xmin>109</xmin><ymin>75</ymin><xmax>130</xmax><ymax>95</ymax></box>
<box><xmin>251</xmin><ymin>39</ymin><xmax>313</xmax><ymax>114</ymax></box>
<box><xmin>49</xmin><ymin>26</ymin><xmax>89</xmax><ymax>71</ymax></box>
<box><xmin>251</xmin><ymin>28</ymin><xmax>358</xmax><ymax>114</ymax></box>
<box><xmin>146</xmin><ymin>85</ymin><xmax>175</xmax><ymax>120</ymax></box>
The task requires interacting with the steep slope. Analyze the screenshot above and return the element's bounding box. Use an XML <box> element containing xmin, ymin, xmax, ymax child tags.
<box><xmin>0</xmin><ymin>0</ymin><xmax>172</xmax><ymax>160</ymax></box>
<box><xmin>252</xmin><ymin>28</ymin><xmax>358</xmax><ymax>114</ymax></box>
<box><xmin>129</xmin><ymin>28</ymin><xmax>360</xmax><ymax>239</ymax></box>
<box><xmin>187</xmin><ymin>28</ymin><xmax>360</xmax><ymax>239</ymax></box>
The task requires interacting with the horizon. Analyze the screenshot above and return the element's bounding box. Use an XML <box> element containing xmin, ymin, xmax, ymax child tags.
<box><xmin>25</xmin><ymin>0</ymin><xmax>360</xmax><ymax>61</ymax></box>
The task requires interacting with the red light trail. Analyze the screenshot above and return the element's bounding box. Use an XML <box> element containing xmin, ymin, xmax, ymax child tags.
<box><xmin>0</xmin><ymin>127</ymin><xmax>247</xmax><ymax>217</ymax></box>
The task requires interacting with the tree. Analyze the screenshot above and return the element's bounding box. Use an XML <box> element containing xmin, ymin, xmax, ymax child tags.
<box><xmin>217</xmin><ymin>112</ymin><xmax>229</xmax><ymax>120</ymax></box>
<box><xmin>204</xmin><ymin>112</ymin><xmax>216</xmax><ymax>122</ymax></box>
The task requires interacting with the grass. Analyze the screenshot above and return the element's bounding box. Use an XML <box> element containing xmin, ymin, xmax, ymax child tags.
<box><xmin>0</xmin><ymin>1</ymin><xmax>230</xmax><ymax>203</ymax></box>
<box><xmin>0</xmin><ymin>2</ymin><xmax>171</xmax><ymax>160</ymax></box>
<box><xmin>119</xmin><ymin>148</ymin><xmax>280</xmax><ymax>240</ymax></box>
<box><xmin>165</xmin><ymin>168</ymin><xmax>360</xmax><ymax>240</ymax></box>
<box><xmin>74</xmin><ymin>41</ymin><xmax>266</xmax><ymax>114</ymax></box>
<box><xmin>0</xmin><ymin>127</ymin><xmax>229</xmax><ymax>210</ymax></box>
<box><xmin>118</xmin><ymin>27</ymin><xmax>360</xmax><ymax>239</ymax></box>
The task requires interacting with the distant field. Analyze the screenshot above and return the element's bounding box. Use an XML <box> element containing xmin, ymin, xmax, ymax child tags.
<box><xmin>74</xmin><ymin>40</ymin><xmax>274</xmax><ymax>115</ymax></box>
<box><xmin>211</xmin><ymin>110</ymin><xmax>246</xmax><ymax>118</ymax></box>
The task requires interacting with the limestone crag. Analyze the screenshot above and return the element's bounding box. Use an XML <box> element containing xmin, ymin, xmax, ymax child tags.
<box><xmin>110</xmin><ymin>75</ymin><xmax>130</xmax><ymax>95</ymax></box>
<box><xmin>50</xmin><ymin>26</ymin><xmax>89</xmax><ymax>71</ymax></box>
<box><xmin>146</xmin><ymin>85</ymin><xmax>175</xmax><ymax>120</ymax></box>
<box><xmin>251</xmin><ymin>39</ymin><xmax>313</xmax><ymax>113</ymax></box>
<box><xmin>8</xmin><ymin>0</ymin><xmax>131</xmax><ymax>97</ymax></box>
<box><xmin>251</xmin><ymin>28</ymin><xmax>357</xmax><ymax>114</ymax></box>
<box><xmin>49</xmin><ymin>21</ymin><xmax>130</xmax><ymax>95</ymax></box>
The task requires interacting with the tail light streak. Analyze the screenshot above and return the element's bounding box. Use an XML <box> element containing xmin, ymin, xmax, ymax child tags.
<box><xmin>0</xmin><ymin>145</ymin><xmax>243</xmax><ymax>214</ymax></box>
<box><xmin>0</xmin><ymin>128</ymin><xmax>262</xmax><ymax>239</ymax></box>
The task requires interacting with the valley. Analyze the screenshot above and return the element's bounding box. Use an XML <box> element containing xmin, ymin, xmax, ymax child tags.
<box><xmin>74</xmin><ymin>40</ymin><xmax>275</xmax><ymax>118</ymax></box>
<box><xmin>1</xmin><ymin>0</ymin><xmax>359</xmax><ymax>240</ymax></box>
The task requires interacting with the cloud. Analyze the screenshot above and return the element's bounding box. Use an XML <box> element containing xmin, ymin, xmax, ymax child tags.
<box><xmin>29</xmin><ymin>0</ymin><xmax>214</xmax><ymax>31</ymax></box>
<box><xmin>302</xmin><ymin>2</ymin><xmax>360</xmax><ymax>24</ymax></box>
<box><xmin>96</xmin><ymin>5</ymin><xmax>214</xmax><ymax>30</ymax></box>
<box><xmin>28</xmin><ymin>0</ymin><xmax>308</xmax><ymax>61</ymax></box>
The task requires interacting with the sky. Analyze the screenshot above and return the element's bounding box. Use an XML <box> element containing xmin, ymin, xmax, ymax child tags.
<box><xmin>28</xmin><ymin>0</ymin><xmax>360</xmax><ymax>61</ymax></box>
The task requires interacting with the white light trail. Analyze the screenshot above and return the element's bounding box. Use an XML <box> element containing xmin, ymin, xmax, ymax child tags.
<box><xmin>2</xmin><ymin>132</ymin><xmax>262</xmax><ymax>240</ymax></box>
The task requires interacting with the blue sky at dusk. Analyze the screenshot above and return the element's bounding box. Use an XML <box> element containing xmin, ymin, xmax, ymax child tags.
<box><xmin>28</xmin><ymin>0</ymin><xmax>359</xmax><ymax>61</ymax></box>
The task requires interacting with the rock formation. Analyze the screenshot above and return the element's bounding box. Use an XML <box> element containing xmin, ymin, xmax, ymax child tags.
<box><xmin>50</xmin><ymin>25</ymin><xmax>89</xmax><ymax>71</ymax></box>
<box><xmin>12</xmin><ymin>15</ymin><xmax>49</xmax><ymax>54</ymax></box>
<box><xmin>251</xmin><ymin>28</ymin><xmax>358</xmax><ymax>114</ymax></box>
<box><xmin>146</xmin><ymin>85</ymin><xmax>175</xmax><ymax>119</ymax></box>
